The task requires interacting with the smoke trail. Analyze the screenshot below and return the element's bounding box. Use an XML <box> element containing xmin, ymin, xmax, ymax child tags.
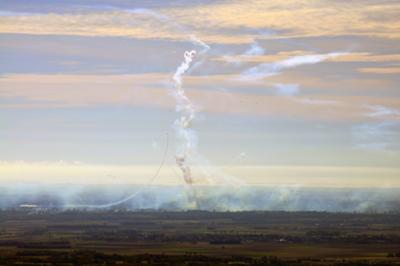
<box><xmin>66</xmin><ymin>8</ymin><xmax>213</xmax><ymax>208</ymax></box>
<box><xmin>173</xmin><ymin>50</ymin><xmax>197</xmax><ymax>185</ymax></box>
<box><xmin>55</xmin><ymin>8</ymin><xmax>240</xmax><ymax>208</ymax></box>
<box><xmin>171</xmin><ymin>47</ymin><xmax>245</xmax><ymax>192</ymax></box>
<box><xmin>115</xmin><ymin>7</ymin><xmax>211</xmax><ymax>187</ymax></box>
<box><xmin>189</xmin><ymin>34</ymin><xmax>210</xmax><ymax>53</ymax></box>
<box><xmin>65</xmin><ymin>133</ymin><xmax>169</xmax><ymax>209</ymax></box>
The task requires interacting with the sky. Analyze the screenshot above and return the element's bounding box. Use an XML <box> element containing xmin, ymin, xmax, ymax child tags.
<box><xmin>0</xmin><ymin>0</ymin><xmax>399</xmax><ymax>188</ymax></box>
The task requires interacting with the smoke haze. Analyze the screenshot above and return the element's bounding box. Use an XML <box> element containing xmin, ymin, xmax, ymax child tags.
<box><xmin>1</xmin><ymin>184</ymin><xmax>399</xmax><ymax>213</ymax></box>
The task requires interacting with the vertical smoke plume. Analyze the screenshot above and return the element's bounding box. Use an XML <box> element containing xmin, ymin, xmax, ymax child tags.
<box><xmin>117</xmin><ymin>7</ymin><xmax>211</xmax><ymax>187</ymax></box>
<box><xmin>170</xmin><ymin>43</ymin><xmax>242</xmax><ymax>191</ymax></box>
<box><xmin>173</xmin><ymin>50</ymin><xmax>197</xmax><ymax>185</ymax></box>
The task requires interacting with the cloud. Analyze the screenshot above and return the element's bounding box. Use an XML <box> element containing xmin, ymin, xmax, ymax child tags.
<box><xmin>0</xmin><ymin>161</ymin><xmax>179</xmax><ymax>185</ymax></box>
<box><xmin>0</xmin><ymin>10</ymin><xmax>188</xmax><ymax>43</ymax></box>
<box><xmin>244</xmin><ymin>42</ymin><xmax>264</xmax><ymax>56</ymax></box>
<box><xmin>358</xmin><ymin>67</ymin><xmax>400</xmax><ymax>74</ymax></box>
<box><xmin>365</xmin><ymin>104</ymin><xmax>400</xmax><ymax>118</ymax></box>
<box><xmin>352</xmin><ymin>121</ymin><xmax>400</xmax><ymax>151</ymax></box>
<box><xmin>0</xmin><ymin>73</ymin><xmax>174</xmax><ymax>109</ymax></box>
<box><xmin>214</xmin><ymin>52</ymin><xmax>400</xmax><ymax>64</ymax></box>
<box><xmin>213</xmin><ymin>50</ymin><xmax>311</xmax><ymax>64</ymax></box>
<box><xmin>1</xmin><ymin>161</ymin><xmax>399</xmax><ymax>188</ymax></box>
<box><xmin>279</xmin><ymin>52</ymin><xmax>346</xmax><ymax>68</ymax></box>
<box><xmin>1</xmin><ymin>1</ymin><xmax>400</xmax><ymax>44</ymax></box>
<box><xmin>240</xmin><ymin>52</ymin><xmax>346</xmax><ymax>80</ymax></box>
<box><xmin>124</xmin><ymin>8</ymin><xmax>170</xmax><ymax>21</ymax></box>
<box><xmin>273</xmin><ymin>84</ymin><xmax>338</xmax><ymax>106</ymax></box>
<box><xmin>273</xmin><ymin>83</ymin><xmax>299</xmax><ymax>96</ymax></box>
<box><xmin>216</xmin><ymin>41</ymin><xmax>266</xmax><ymax>66</ymax></box>
<box><xmin>163</xmin><ymin>0</ymin><xmax>400</xmax><ymax>41</ymax></box>
<box><xmin>332</xmin><ymin>53</ymin><xmax>400</xmax><ymax>63</ymax></box>
<box><xmin>1</xmin><ymin>74</ymin><xmax>399</xmax><ymax>122</ymax></box>
<box><xmin>294</xmin><ymin>98</ymin><xmax>339</xmax><ymax>106</ymax></box>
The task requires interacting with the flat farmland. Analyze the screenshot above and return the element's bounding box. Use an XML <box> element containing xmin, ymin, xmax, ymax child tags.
<box><xmin>0</xmin><ymin>210</ymin><xmax>399</xmax><ymax>265</ymax></box>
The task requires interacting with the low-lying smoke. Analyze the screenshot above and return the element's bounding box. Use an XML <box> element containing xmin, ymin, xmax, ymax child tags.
<box><xmin>1</xmin><ymin>184</ymin><xmax>399</xmax><ymax>213</ymax></box>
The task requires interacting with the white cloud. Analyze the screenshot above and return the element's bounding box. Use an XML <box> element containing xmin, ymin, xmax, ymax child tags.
<box><xmin>240</xmin><ymin>52</ymin><xmax>347</xmax><ymax>80</ymax></box>
<box><xmin>295</xmin><ymin>98</ymin><xmax>338</xmax><ymax>106</ymax></box>
<box><xmin>273</xmin><ymin>83</ymin><xmax>299</xmax><ymax>96</ymax></box>
<box><xmin>244</xmin><ymin>42</ymin><xmax>265</xmax><ymax>56</ymax></box>
<box><xmin>365</xmin><ymin>104</ymin><xmax>400</xmax><ymax>118</ymax></box>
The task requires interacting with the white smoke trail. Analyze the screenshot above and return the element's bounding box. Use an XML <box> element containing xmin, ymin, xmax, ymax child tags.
<box><xmin>172</xmin><ymin>50</ymin><xmax>197</xmax><ymax>185</ymax></box>
<box><xmin>189</xmin><ymin>34</ymin><xmax>210</xmax><ymax>53</ymax></box>
<box><xmin>171</xmin><ymin>48</ymin><xmax>245</xmax><ymax>189</ymax></box>
<box><xmin>64</xmin><ymin>7</ymin><xmax>241</xmax><ymax>208</ymax></box>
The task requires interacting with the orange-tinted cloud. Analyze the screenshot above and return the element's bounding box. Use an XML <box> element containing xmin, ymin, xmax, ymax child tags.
<box><xmin>1</xmin><ymin>74</ymin><xmax>399</xmax><ymax>122</ymax></box>
<box><xmin>1</xmin><ymin>1</ymin><xmax>399</xmax><ymax>44</ymax></box>
<box><xmin>358</xmin><ymin>67</ymin><xmax>400</xmax><ymax>74</ymax></box>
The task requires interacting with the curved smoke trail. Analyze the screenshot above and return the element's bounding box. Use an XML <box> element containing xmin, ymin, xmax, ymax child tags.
<box><xmin>65</xmin><ymin>133</ymin><xmax>169</xmax><ymax>209</ymax></box>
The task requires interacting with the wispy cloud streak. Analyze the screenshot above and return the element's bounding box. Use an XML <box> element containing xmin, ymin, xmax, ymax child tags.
<box><xmin>365</xmin><ymin>104</ymin><xmax>400</xmax><ymax>118</ymax></box>
<box><xmin>240</xmin><ymin>52</ymin><xmax>347</xmax><ymax>80</ymax></box>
